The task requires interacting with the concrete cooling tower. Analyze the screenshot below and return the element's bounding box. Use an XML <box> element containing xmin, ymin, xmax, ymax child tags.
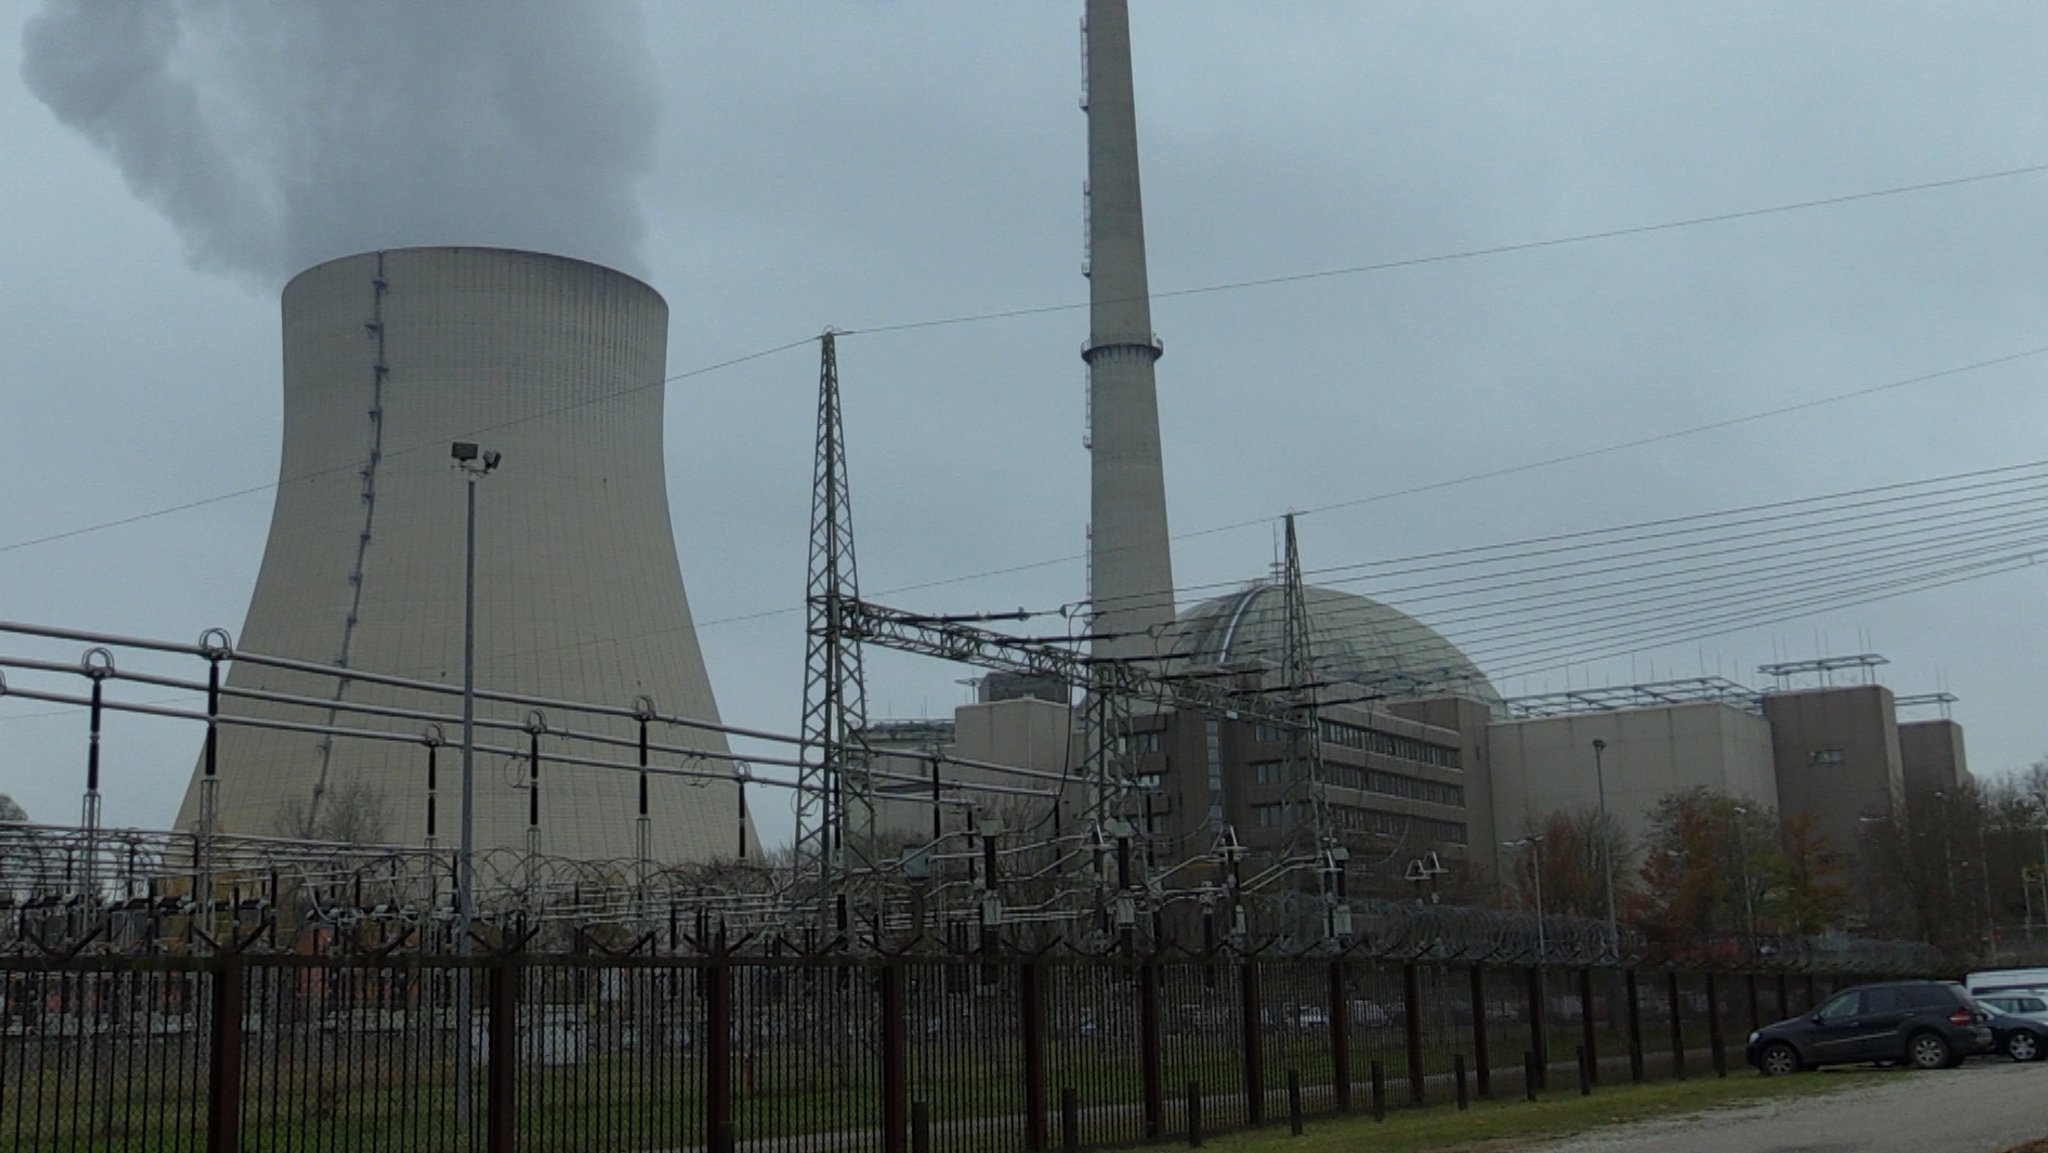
<box><xmin>175</xmin><ymin>246</ymin><xmax>756</xmax><ymax>865</ymax></box>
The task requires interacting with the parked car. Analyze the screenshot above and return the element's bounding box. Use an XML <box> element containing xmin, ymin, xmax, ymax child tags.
<box><xmin>1746</xmin><ymin>980</ymin><xmax>1991</xmax><ymax>1075</ymax></box>
<box><xmin>1980</xmin><ymin>1003</ymin><xmax>2048</xmax><ymax>1062</ymax></box>
<box><xmin>1974</xmin><ymin>992</ymin><xmax>2048</xmax><ymax>1061</ymax></box>
<box><xmin>1975</xmin><ymin>990</ymin><xmax>2048</xmax><ymax>1023</ymax></box>
<box><xmin>1347</xmin><ymin>998</ymin><xmax>1393</xmax><ymax>1028</ymax></box>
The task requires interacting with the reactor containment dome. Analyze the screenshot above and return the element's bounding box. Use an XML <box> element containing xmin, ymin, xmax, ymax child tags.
<box><xmin>1170</xmin><ymin>583</ymin><xmax>1504</xmax><ymax>714</ymax></box>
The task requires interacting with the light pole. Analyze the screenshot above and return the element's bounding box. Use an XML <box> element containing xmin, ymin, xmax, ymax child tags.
<box><xmin>450</xmin><ymin>440</ymin><xmax>500</xmax><ymax>1120</ymax></box>
<box><xmin>1504</xmin><ymin>834</ymin><xmax>1547</xmax><ymax>963</ymax></box>
<box><xmin>2035</xmin><ymin>792</ymin><xmax>2048</xmax><ymax>944</ymax></box>
<box><xmin>1591</xmin><ymin>738</ymin><xmax>1619</xmax><ymax>959</ymax></box>
<box><xmin>1731</xmin><ymin>804</ymin><xmax>1756</xmax><ymax>940</ymax></box>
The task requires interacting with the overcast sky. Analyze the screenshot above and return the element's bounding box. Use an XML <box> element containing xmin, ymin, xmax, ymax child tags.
<box><xmin>4</xmin><ymin>2</ymin><xmax>2046</xmax><ymax>847</ymax></box>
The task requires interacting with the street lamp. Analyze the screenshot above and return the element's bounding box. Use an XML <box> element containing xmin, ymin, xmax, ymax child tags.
<box><xmin>2034</xmin><ymin>792</ymin><xmax>2048</xmax><ymax>944</ymax></box>
<box><xmin>1504</xmin><ymin>834</ymin><xmax>1547</xmax><ymax>963</ymax></box>
<box><xmin>450</xmin><ymin>440</ymin><xmax>500</xmax><ymax>1120</ymax></box>
<box><xmin>450</xmin><ymin>440</ymin><xmax>501</xmax><ymax>949</ymax></box>
<box><xmin>1591</xmin><ymin>738</ymin><xmax>1619</xmax><ymax>960</ymax></box>
<box><xmin>1731</xmin><ymin>804</ymin><xmax>1756</xmax><ymax>940</ymax></box>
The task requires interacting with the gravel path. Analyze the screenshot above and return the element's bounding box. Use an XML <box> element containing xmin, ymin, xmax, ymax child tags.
<box><xmin>1519</xmin><ymin>1060</ymin><xmax>2048</xmax><ymax>1153</ymax></box>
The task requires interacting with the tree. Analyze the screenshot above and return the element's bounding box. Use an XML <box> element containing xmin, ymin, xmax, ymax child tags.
<box><xmin>1503</xmin><ymin>807</ymin><xmax>1634</xmax><ymax>924</ymax></box>
<box><xmin>0</xmin><ymin>794</ymin><xmax>26</xmax><ymax>822</ymax></box>
<box><xmin>1628</xmin><ymin>788</ymin><xmax>1844</xmax><ymax>947</ymax></box>
<box><xmin>273</xmin><ymin>778</ymin><xmax>389</xmax><ymax>845</ymax></box>
<box><xmin>1778</xmin><ymin>811</ymin><xmax>1850</xmax><ymax>935</ymax></box>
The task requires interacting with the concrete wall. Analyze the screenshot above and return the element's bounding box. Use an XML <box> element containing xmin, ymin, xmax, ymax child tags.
<box><xmin>1762</xmin><ymin>685</ymin><xmax>1903</xmax><ymax>856</ymax></box>
<box><xmin>1488</xmin><ymin>703</ymin><xmax>1778</xmax><ymax>846</ymax></box>
<box><xmin>1898</xmin><ymin>719</ymin><xmax>1970</xmax><ymax>808</ymax></box>
<box><xmin>871</xmin><ymin>699</ymin><xmax>1077</xmax><ymax>846</ymax></box>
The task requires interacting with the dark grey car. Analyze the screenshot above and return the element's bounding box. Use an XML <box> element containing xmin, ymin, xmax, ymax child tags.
<box><xmin>1746</xmin><ymin>980</ymin><xmax>1991</xmax><ymax>1075</ymax></box>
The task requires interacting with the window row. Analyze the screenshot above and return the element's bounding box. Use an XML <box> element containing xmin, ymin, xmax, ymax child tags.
<box><xmin>1245</xmin><ymin>803</ymin><xmax>1469</xmax><ymax>845</ymax></box>
<box><xmin>1246</xmin><ymin>760</ymin><xmax>1463</xmax><ymax>807</ymax></box>
<box><xmin>1251</xmin><ymin>720</ymin><xmax>1460</xmax><ymax>769</ymax></box>
<box><xmin>1330</xmin><ymin>805</ymin><xmax>1469</xmax><ymax>845</ymax></box>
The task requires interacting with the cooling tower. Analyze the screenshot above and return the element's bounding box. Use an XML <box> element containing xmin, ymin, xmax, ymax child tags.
<box><xmin>175</xmin><ymin>246</ymin><xmax>755</xmax><ymax>864</ymax></box>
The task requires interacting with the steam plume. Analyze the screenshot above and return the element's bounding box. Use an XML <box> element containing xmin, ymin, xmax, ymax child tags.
<box><xmin>21</xmin><ymin>1</ymin><xmax>660</xmax><ymax>284</ymax></box>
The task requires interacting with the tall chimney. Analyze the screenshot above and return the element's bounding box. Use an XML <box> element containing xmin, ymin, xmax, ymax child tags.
<box><xmin>1083</xmin><ymin>0</ymin><xmax>1177</xmax><ymax>663</ymax></box>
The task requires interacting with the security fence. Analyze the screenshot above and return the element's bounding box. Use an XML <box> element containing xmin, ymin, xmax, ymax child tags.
<box><xmin>1</xmin><ymin>946</ymin><xmax>1879</xmax><ymax>1153</ymax></box>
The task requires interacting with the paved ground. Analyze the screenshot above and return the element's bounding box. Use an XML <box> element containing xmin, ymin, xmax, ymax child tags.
<box><xmin>1520</xmin><ymin>1059</ymin><xmax>2048</xmax><ymax>1153</ymax></box>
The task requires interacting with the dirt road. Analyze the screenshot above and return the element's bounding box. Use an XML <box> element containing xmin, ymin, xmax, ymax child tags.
<box><xmin>1521</xmin><ymin>1061</ymin><xmax>2047</xmax><ymax>1153</ymax></box>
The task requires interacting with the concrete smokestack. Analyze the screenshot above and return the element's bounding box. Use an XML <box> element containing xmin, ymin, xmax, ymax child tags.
<box><xmin>1084</xmin><ymin>0</ymin><xmax>1177</xmax><ymax>662</ymax></box>
<box><xmin>176</xmin><ymin>247</ymin><xmax>754</xmax><ymax>864</ymax></box>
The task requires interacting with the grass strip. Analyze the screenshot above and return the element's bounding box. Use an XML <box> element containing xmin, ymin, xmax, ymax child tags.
<box><xmin>1204</xmin><ymin>1068</ymin><xmax>1886</xmax><ymax>1153</ymax></box>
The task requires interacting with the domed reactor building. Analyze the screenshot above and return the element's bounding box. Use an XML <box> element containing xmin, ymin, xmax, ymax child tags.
<box><xmin>1134</xmin><ymin>580</ymin><xmax>1505</xmax><ymax>901</ymax></box>
<box><xmin>174</xmin><ymin>247</ymin><xmax>756</xmax><ymax>869</ymax></box>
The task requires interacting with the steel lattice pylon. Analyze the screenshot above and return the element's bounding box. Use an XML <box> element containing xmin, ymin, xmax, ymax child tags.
<box><xmin>796</xmin><ymin>332</ymin><xmax>873</xmax><ymax>900</ymax></box>
<box><xmin>1276</xmin><ymin>514</ymin><xmax>1342</xmax><ymax>933</ymax></box>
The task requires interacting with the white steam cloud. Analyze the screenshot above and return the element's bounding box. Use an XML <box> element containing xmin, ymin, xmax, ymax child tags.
<box><xmin>21</xmin><ymin>1</ymin><xmax>660</xmax><ymax>284</ymax></box>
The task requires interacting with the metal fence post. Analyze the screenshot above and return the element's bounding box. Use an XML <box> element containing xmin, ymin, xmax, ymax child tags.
<box><xmin>1624</xmin><ymin>968</ymin><xmax>1644</xmax><ymax>1084</ymax></box>
<box><xmin>1525</xmin><ymin>966</ymin><xmax>1547</xmax><ymax>1090</ymax></box>
<box><xmin>1578</xmin><ymin>967</ymin><xmax>1598</xmax><ymax>1087</ymax></box>
<box><xmin>1705</xmin><ymin>971</ymin><xmax>1727</xmax><ymax>1077</ymax></box>
<box><xmin>1469</xmin><ymin>962</ymin><xmax>1490</xmax><ymax>1098</ymax></box>
<box><xmin>1402</xmin><ymin>961</ymin><xmax>1424</xmax><ymax>1104</ymax></box>
<box><xmin>205</xmin><ymin>958</ymin><xmax>244</xmax><ymax>1153</ymax></box>
<box><xmin>1022</xmin><ymin>960</ymin><xmax>1048</xmax><ymax>1153</ymax></box>
<box><xmin>706</xmin><ymin>952</ymin><xmax>734</xmax><ymax>1153</ymax></box>
<box><xmin>1667</xmin><ymin>970</ymin><xmax>1686</xmax><ymax>1080</ymax></box>
<box><xmin>1775</xmin><ymin>973</ymin><xmax>1790</xmax><ymax>1020</ymax></box>
<box><xmin>1745</xmin><ymin>973</ymin><xmax>1762</xmax><ymax>1036</ymax></box>
<box><xmin>1140</xmin><ymin>959</ymin><xmax>1164</xmax><ymax>1139</ymax></box>
<box><xmin>1327</xmin><ymin>958</ymin><xmax>1352</xmax><ymax>1112</ymax></box>
<box><xmin>488</xmin><ymin>957</ymin><xmax>517</xmax><ymax>1153</ymax></box>
<box><xmin>881</xmin><ymin>961</ymin><xmax>908</xmax><ymax>1153</ymax></box>
<box><xmin>1240</xmin><ymin>958</ymin><xmax>1265</xmax><ymax>1125</ymax></box>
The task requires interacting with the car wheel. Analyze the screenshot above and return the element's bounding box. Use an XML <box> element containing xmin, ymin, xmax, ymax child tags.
<box><xmin>1758</xmin><ymin>1041</ymin><xmax>1801</xmax><ymax>1077</ymax></box>
<box><xmin>1907</xmin><ymin>1032</ymin><xmax>1952</xmax><ymax>1070</ymax></box>
<box><xmin>2006</xmin><ymin>1031</ymin><xmax>2043</xmax><ymax>1063</ymax></box>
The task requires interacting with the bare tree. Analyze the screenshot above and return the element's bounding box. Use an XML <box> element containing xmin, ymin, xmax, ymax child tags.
<box><xmin>0</xmin><ymin>794</ymin><xmax>26</xmax><ymax>823</ymax></box>
<box><xmin>273</xmin><ymin>778</ymin><xmax>390</xmax><ymax>845</ymax></box>
<box><xmin>1505</xmin><ymin>807</ymin><xmax>1634</xmax><ymax>923</ymax></box>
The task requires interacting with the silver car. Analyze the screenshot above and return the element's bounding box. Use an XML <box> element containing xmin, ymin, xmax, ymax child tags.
<box><xmin>1975</xmin><ymin>990</ymin><xmax>2048</xmax><ymax>1022</ymax></box>
<box><xmin>1976</xmin><ymin>991</ymin><xmax>2048</xmax><ymax>1061</ymax></box>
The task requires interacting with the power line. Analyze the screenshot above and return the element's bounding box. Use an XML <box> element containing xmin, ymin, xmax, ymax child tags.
<box><xmin>0</xmin><ymin>336</ymin><xmax>820</xmax><ymax>557</ymax></box>
<box><xmin>1029</xmin><ymin>457</ymin><xmax>2048</xmax><ymax>618</ymax></box>
<box><xmin>13</xmin><ymin>159</ymin><xmax>2048</xmax><ymax>560</ymax></box>
<box><xmin>1452</xmin><ymin>523</ymin><xmax>2048</xmax><ymax>662</ymax></box>
<box><xmin>841</xmin><ymin>161</ymin><xmax>2048</xmax><ymax>338</ymax></box>
<box><xmin>865</xmin><ymin>349</ymin><xmax>2048</xmax><ymax>614</ymax></box>
<box><xmin>1479</xmin><ymin>550</ymin><xmax>2044</xmax><ymax>682</ymax></box>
